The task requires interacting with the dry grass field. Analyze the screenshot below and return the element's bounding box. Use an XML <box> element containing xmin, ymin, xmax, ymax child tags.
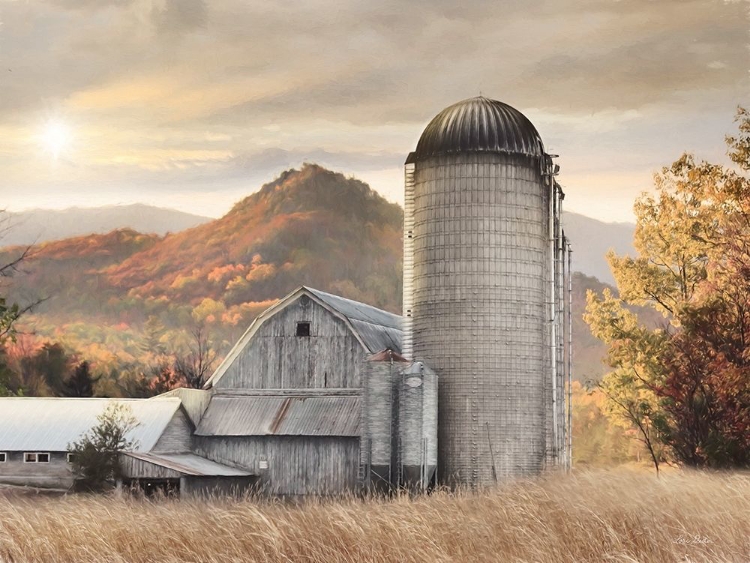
<box><xmin>0</xmin><ymin>469</ymin><xmax>748</xmax><ymax>563</ymax></box>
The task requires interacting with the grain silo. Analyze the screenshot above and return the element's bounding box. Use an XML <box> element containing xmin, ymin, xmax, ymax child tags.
<box><xmin>398</xmin><ymin>361</ymin><xmax>438</xmax><ymax>491</ymax></box>
<box><xmin>362</xmin><ymin>351</ymin><xmax>438</xmax><ymax>492</ymax></box>
<box><xmin>403</xmin><ymin>96</ymin><xmax>570</xmax><ymax>488</ymax></box>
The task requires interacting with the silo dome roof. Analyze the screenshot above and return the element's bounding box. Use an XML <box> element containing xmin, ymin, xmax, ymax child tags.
<box><xmin>410</xmin><ymin>96</ymin><xmax>545</xmax><ymax>162</ymax></box>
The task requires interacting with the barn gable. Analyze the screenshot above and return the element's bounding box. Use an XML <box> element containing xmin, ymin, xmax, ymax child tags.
<box><xmin>205</xmin><ymin>287</ymin><xmax>402</xmax><ymax>390</ymax></box>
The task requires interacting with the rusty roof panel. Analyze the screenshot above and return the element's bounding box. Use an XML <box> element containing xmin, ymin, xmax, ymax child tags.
<box><xmin>275</xmin><ymin>396</ymin><xmax>361</xmax><ymax>436</ymax></box>
<box><xmin>195</xmin><ymin>395</ymin><xmax>360</xmax><ymax>437</ymax></box>
<box><xmin>195</xmin><ymin>396</ymin><xmax>284</xmax><ymax>436</ymax></box>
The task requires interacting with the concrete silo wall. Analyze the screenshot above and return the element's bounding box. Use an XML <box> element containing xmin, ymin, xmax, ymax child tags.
<box><xmin>409</xmin><ymin>152</ymin><xmax>548</xmax><ymax>486</ymax></box>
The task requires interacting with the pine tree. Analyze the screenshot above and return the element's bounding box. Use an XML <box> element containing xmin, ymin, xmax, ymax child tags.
<box><xmin>62</xmin><ymin>360</ymin><xmax>99</xmax><ymax>397</ymax></box>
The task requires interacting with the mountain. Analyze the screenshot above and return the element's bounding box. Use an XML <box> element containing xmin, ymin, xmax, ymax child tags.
<box><xmin>1</xmin><ymin>164</ymin><xmax>634</xmax><ymax>388</ymax></box>
<box><xmin>1</xmin><ymin>189</ymin><xmax>636</xmax><ymax>287</ymax></box>
<box><xmin>1</xmin><ymin>165</ymin><xmax>404</xmax><ymax>374</ymax></box>
<box><xmin>563</xmin><ymin>212</ymin><xmax>636</xmax><ymax>285</ymax></box>
<box><xmin>0</xmin><ymin>204</ymin><xmax>212</xmax><ymax>247</ymax></box>
<box><xmin>103</xmin><ymin>165</ymin><xmax>404</xmax><ymax>311</ymax></box>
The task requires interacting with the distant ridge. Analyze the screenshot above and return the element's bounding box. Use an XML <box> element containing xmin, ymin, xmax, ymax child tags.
<box><xmin>2</xmin><ymin>192</ymin><xmax>636</xmax><ymax>285</ymax></box>
<box><xmin>0</xmin><ymin>204</ymin><xmax>212</xmax><ymax>247</ymax></box>
<box><xmin>563</xmin><ymin>212</ymin><xmax>636</xmax><ymax>285</ymax></box>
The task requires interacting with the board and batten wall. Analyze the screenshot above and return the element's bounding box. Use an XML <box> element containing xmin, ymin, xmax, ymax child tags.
<box><xmin>193</xmin><ymin>436</ymin><xmax>359</xmax><ymax>496</ymax></box>
<box><xmin>214</xmin><ymin>295</ymin><xmax>367</xmax><ymax>390</ymax></box>
<box><xmin>0</xmin><ymin>451</ymin><xmax>74</xmax><ymax>489</ymax></box>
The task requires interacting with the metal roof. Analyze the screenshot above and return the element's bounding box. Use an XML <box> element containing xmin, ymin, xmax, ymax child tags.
<box><xmin>306</xmin><ymin>288</ymin><xmax>401</xmax><ymax>329</ymax></box>
<box><xmin>124</xmin><ymin>452</ymin><xmax>253</xmax><ymax>477</ymax></box>
<box><xmin>0</xmin><ymin>397</ymin><xmax>181</xmax><ymax>452</ymax></box>
<box><xmin>306</xmin><ymin>287</ymin><xmax>403</xmax><ymax>354</ymax></box>
<box><xmin>195</xmin><ymin>395</ymin><xmax>361</xmax><ymax>437</ymax></box>
<box><xmin>409</xmin><ymin>96</ymin><xmax>545</xmax><ymax>162</ymax></box>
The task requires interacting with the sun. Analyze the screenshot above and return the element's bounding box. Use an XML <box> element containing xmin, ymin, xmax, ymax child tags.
<box><xmin>40</xmin><ymin>120</ymin><xmax>72</xmax><ymax>159</ymax></box>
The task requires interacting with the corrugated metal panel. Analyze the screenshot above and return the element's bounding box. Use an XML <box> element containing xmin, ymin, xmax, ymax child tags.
<box><xmin>124</xmin><ymin>452</ymin><xmax>253</xmax><ymax>477</ymax></box>
<box><xmin>307</xmin><ymin>287</ymin><xmax>403</xmax><ymax>354</ymax></box>
<box><xmin>276</xmin><ymin>396</ymin><xmax>360</xmax><ymax>436</ymax></box>
<box><xmin>195</xmin><ymin>396</ymin><xmax>360</xmax><ymax>437</ymax></box>
<box><xmin>196</xmin><ymin>396</ymin><xmax>285</xmax><ymax>436</ymax></box>
<box><xmin>0</xmin><ymin>398</ymin><xmax>180</xmax><ymax>452</ymax></box>
<box><xmin>411</xmin><ymin>96</ymin><xmax>545</xmax><ymax>162</ymax></box>
<box><xmin>349</xmin><ymin>319</ymin><xmax>402</xmax><ymax>355</ymax></box>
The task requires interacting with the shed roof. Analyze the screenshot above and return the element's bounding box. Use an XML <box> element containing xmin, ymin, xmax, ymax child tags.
<box><xmin>0</xmin><ymin>397</ymin><xmax>181</xmax><ymax>452</ymax></box>
<box><xmin>123</xmin><ymin>452</ymin><xmax>253</xmax><ymax>477</ymax></box>
<box><xmin>195</xmin><ymin>395</ymin><xmax>361</xmax><ymax>437</ymax></box>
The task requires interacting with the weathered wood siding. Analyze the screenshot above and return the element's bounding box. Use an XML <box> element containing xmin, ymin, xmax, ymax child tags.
<box><xmin>180</xmin><ymin>476</ymin><xmax>257</xmax><ymax>497</ymax></box>
<box><xmin>0</xmin><ymin>451</ymin><xmax>74</xmax><ymax>489</ymax></box>
<box><xmin>151</xmin><ymin>409</ymin><xmax>192</xmax><ymax>453</ymax></box>
<box><xmin>193</xmin><ymin>436</ymin><xmax>359</xmax><ymax>496</ymax></box>
<box><xmin>216</xmin><ymin>296</ymin><xmax>366</xmax><ymax>390</ymax></box>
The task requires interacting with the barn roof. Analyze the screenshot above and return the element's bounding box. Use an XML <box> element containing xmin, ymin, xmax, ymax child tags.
<box><xmin>0</xmin><ymin>397</ymin><xmax>181</xmax><ymax>452</ymax></box>
<box><xmin>306</xmin><ymin>288</ymin><xmax>402</xmax><ymax>354</ymax></box>
<box><xmin>195</xmin><ymin>395</ymin><xmax>361</xmax><ymax>437</ymax></box>
<box><xmin>204</xmin><ymin>286</ymin><xmax>403</xmax><ymax>388</ymax></box>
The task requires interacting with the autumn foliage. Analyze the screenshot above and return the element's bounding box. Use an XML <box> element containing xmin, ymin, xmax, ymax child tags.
<box><xmin>0</xmin><ymin>165</ymin><xmax>403</xmax><ymax>397</ymax></box>
<box><xmin>586</xmin><ymin>109</ymin><xmax>750</xmax><ymax>469</ymax></box>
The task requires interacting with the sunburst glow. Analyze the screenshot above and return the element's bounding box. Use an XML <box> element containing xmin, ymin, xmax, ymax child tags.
<box><xmin>40</xmin><ymin>120</ymin><xmax>72</xmax><ymax>159</ymax></box>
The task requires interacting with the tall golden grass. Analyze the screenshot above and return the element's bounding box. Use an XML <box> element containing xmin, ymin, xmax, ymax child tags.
<box><xmin>0</xmin><ymin>469</ymin><xmax>748</xmax><ymax>563</ymax></box>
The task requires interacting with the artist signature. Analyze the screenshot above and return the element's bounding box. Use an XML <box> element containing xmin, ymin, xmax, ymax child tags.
<box><xmin>673</xmin><ymin>535</ymin><xmax>713</xmax><ymax>545</ymax></box>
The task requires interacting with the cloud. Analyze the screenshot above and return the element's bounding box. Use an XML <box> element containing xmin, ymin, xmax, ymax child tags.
<box><xmin>150</xmin><ymin>0</ymin><xmax>207</xmax><ymax>34</ymax></box>
<box><xmin>43</xmin><ymin>0</ymin><xmax>136</xmax><ymax>10</ymax></box>
<box><xmin>0</xmin><ymin>0</ymin><xmax>747</xmax><ymax>222</ymax></box>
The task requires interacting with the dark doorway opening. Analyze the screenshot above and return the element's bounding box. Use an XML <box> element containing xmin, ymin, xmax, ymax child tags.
<box><xmin>125</xmin><ymin>478</ymin><xmax>180</xmax><ymax>497</ymax></box>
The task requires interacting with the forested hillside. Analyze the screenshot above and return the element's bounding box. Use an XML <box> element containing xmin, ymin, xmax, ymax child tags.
<box><xmin>0</xmin><ymin>164</ymin><xmax>628</xmax><ymax>395</ymax></box>
<box><xmin>0</xmin><ymin>165</ymin><xmax>403</xmax><ymax>393</ymax></box>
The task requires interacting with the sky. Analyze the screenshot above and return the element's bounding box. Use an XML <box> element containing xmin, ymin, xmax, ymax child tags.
<box><xmin>0</xmin><ymin>0</ymin><xmax>747</xmax><ymax>223</ymax></box>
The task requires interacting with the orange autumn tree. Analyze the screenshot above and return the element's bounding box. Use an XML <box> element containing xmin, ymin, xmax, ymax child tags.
<box><xmin>586</xmin><ymin>108</ymin><xmax>750</xmax><ymax>469</ymax></box>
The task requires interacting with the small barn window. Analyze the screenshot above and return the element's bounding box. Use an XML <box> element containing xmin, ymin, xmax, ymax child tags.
<box><xmin>296</xmin><ymin>321</ymin><xmax>311</xmax><ymax>337</ymax></box>
<box><xmin>24</xmin><ymin>452</ymin><xmax>50</xmax><ymax>463</ymax></box>
<box><xmin>66</xmin><ymin>453</ymin><xmax>77</xmax><ymax>464</ymax></box>
<box><xmin>0</xmin><ymin>452</ymin><xmax>6</xmax><ymax>463</ymax></box>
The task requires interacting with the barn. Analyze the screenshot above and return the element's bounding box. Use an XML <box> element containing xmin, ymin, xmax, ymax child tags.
<box><xmin>0</xmin><ymin>287</ymin><xmax>437</xmax><ymax>497</ymax></box>
<box><xmin>196</xmin><ymin>286</ymin><xmax>437</xmax><ymax>496</ymax></box>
